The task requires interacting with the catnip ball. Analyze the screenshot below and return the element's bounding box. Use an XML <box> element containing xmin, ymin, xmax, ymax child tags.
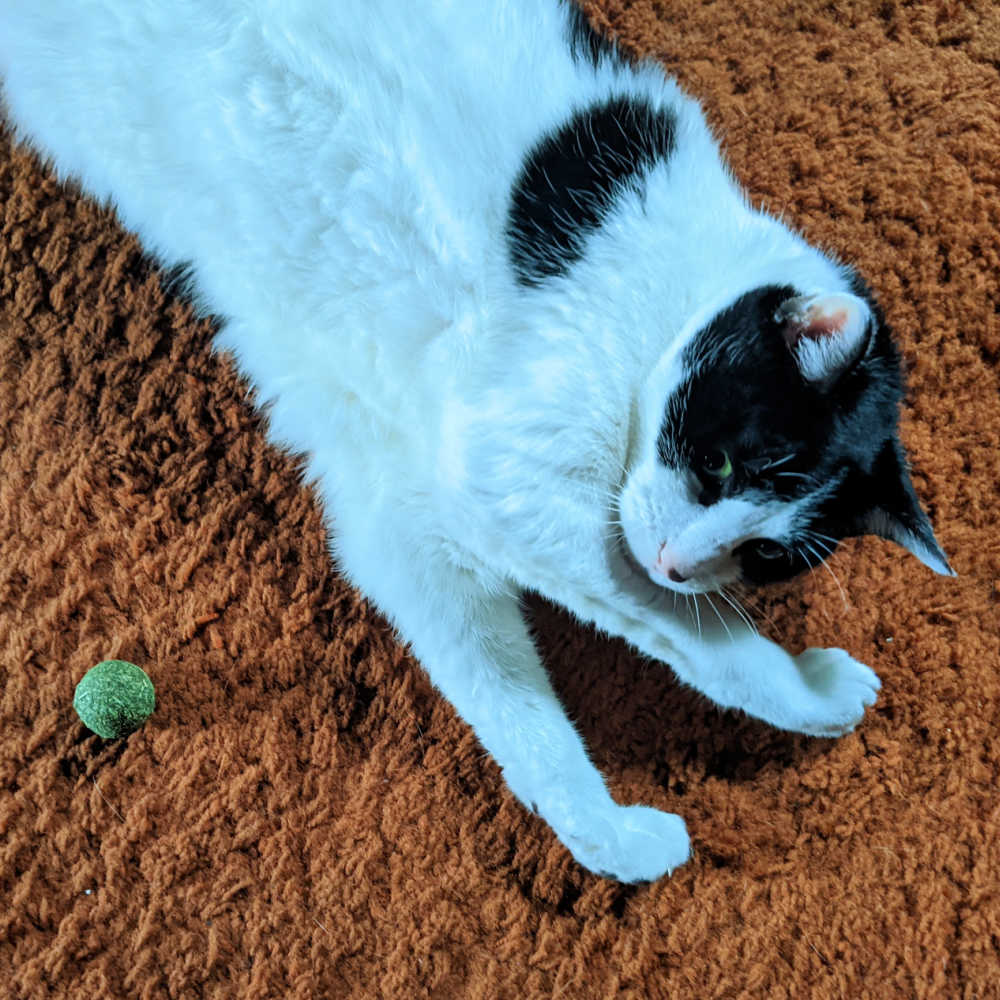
<box><xmin>73</xmin><ymin>660</ymin><xmax>156</xmax><ymax>739</ymax></box>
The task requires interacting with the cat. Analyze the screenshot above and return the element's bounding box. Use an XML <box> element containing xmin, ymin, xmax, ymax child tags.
<box><xmin>0</xmin><ymin>0</ymin><xmax>953</xmax><ymax>882</ymax></box>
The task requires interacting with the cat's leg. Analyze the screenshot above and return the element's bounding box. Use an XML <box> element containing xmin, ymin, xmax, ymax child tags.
<box><xmin>331</xmin><ymin>520</ymin><xmax>690</xmax><ymax>882</ymax></box>
<box><xmin>617</xmin><ymin>602</ymin><xmax>880</xmax><ymax>738</ymax></box>
<box><xmin>535</xmin><ymin>552</ymin><xmax>880</xmax><ymax>738</ymax></box>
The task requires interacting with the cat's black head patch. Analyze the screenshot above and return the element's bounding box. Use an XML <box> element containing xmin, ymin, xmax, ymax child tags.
<box><xmin>506</xmin><ymin>96</ymin><xmax>675</xmax><ymax>287</ymax></box>
<box><xmin>657</xmin><ymin>283</ymin><xmax>950</xmax><ymax>584</ymax></box>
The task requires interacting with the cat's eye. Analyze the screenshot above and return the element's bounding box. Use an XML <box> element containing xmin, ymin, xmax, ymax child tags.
<box><xmin>753</xmin><ymin>539</ymin><xmax>786</xmax><ymax>560</ymax></box>
<box><xmin>700</xmin><ymin>449</ymin><xmax>733</xmax><ymax>479</ymax></box>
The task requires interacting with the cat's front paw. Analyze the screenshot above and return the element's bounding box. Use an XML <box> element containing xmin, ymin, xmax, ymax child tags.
<box><xmin>791</xmin><ymin>647</ymin><xmax>881</xmax><ymax>737</ymax></box>
<box><xmin>558</xmin><ymin>804</ymin><xmax>691</xmax><ymax>883</ymax></box>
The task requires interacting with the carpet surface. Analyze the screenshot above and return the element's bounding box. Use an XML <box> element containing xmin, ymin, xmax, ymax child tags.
<box><xmin>2</xmin><ymin>1</ymin><xmax>999</xmax><ymax>997</ymax></box>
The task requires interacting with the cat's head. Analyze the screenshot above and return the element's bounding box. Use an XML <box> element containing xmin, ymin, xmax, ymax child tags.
<box><xmin>618</xmin><ymin>282</ymin><xmax>953</xmax><ymax>593</ymax></box>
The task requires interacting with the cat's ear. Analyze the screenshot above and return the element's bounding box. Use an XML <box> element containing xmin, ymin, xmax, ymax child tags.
<box><xmin>776</xmin><ymin>292</ymin><xmax>873</xmax><ymax>389</ymax></box>
<box><xmin>855</xmin><ymin>439</ymin><xmax>955</xmax><ymax>576</ymax></box>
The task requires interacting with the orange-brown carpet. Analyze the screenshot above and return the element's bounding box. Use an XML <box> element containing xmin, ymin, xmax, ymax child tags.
<box><xmin>2</xmin><ymin>2</ymin><xmax>998</xmax><ymax>996</ymax></box>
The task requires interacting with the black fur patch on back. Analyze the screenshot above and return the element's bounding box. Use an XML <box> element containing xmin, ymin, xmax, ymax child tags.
<box><xmin>561</xmin><ymin>0</ymin><xmax>625</xmax><ymax>68</ymax></box>
<box><xmin>506</xmin><ymin>97</ymin><xmax>676</xmax><ymax>287</ymax></box>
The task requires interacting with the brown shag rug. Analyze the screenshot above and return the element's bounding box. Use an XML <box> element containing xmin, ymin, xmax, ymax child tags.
<box><xmin>2</xmin><ymin>1</ymin><xmax>998</xmax><ymax>996</ymax></box>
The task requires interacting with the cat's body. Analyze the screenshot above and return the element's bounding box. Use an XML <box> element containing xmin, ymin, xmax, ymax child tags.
<box><xmin>0</xmin><ymin>0</ymin><xmax>951</xmax><ymax>881</ymax></box>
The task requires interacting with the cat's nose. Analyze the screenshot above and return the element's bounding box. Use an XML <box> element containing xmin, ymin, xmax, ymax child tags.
<box><xmin>653</xmin><ymin>544</ymin><xmax>690</xmax><ymax>583</ymax></box>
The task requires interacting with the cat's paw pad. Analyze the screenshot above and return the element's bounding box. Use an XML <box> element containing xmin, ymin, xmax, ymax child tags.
<box><xmin>561</xmin><ymin>805</ymin><xmax>690</xmax><ymax>883</ymax></box>
<box><xmin>793</xmin><ymin>647</ymin><xmax>881</xmax><ymax>737</ymax></box>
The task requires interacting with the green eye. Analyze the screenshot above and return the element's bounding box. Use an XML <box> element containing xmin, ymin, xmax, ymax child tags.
<box><xmin>701</xmin><ymin>449</ymin><xmax>733</xmax><ymax>479</ymax></box>
<box><xmin>753</xmin><ymin>539</ymin><xmax>787</xmax><ymax>560</ymax></box>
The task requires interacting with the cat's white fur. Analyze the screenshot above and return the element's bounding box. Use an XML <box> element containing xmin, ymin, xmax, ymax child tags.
<box><xmin>1</xmin><ymin>0</ymin><xmax>884</xmax><ymax>881</ymax></box>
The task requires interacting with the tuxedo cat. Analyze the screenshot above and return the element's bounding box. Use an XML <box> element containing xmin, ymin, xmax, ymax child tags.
<box><xmin>0</xmin><ymin>0</ymin><xmax>952</xmax><ymax>882</ymax></box>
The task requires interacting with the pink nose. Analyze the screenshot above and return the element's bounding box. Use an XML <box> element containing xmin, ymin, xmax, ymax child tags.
<box><xmin>654</xmin><ymin>544</ymin><xmax>690</xmax><ymax>583</ymax></box>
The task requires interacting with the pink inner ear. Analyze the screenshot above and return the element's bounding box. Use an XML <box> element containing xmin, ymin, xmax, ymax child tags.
<box><xmin>778</xmin><ymin>292</ymin><xmax>872</xmax><ymax>384</ymax></box>
<box><xmin>801</xmin><ymin>306</ymin><xmax>848</xmax><ymax>339</ymax></box>
<box><xmin>782</xmin><ymin>304</ymin><xmax>849</xmax><ymax>348</ymax></box>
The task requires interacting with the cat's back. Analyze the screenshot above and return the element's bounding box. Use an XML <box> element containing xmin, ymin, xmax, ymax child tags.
<box><xmin>0</xmin><ymin>1</ymin><xmax>611</xmax><ymax>431</ymax></box>
<box><xmin>0</xmin><ymin>0</ymin><xmax>583</xmax><ymax>308</ymax></box>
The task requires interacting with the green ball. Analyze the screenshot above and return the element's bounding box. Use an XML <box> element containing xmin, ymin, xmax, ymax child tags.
<box><xmin>73</xmin><ymin>660</ymin><xmax>155</xmax><ymax>739</ymax></box>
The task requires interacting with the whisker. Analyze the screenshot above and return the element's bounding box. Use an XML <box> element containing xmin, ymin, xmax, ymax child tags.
<box><xmin>774</xmin><ymin>471</ymin><xmax>820</xmax><ymax>485</ymax></box>
<box><xmin>719</xmin><ymin>586</ymin><xmax>758</xmax><ymax>635</ymax></box>
<box><xmin>731</xmin><ymin>582</ymin><xmax>779</xmax><ymax>632</ymax></box>
<box><xmin>760</xmin><ymin>453</ymin><xmax>796</xmax><ymax>471</ymax></box>
<box><xmin>802</xmin><ymin>528</ymin><xmax>840</xmax><ymax>547</ymax></box>
<box><xmin>717</xmin><ymin>587</ymin><xmax>749</xmax><ymax>630</ymax></box>
<box><xmin>803</xmin><ymin>540</ymin><xmax>834</xmax><ymax>559</ymax></box>
<box><xmin>683</xmin><ymin>593</ymin><xmax>700</xmax><ymax>638</ymax></box>
<box><xmin>798</xmin><ymin>528</ymin><xmax>834</xmax><ymax>559</ymax></box>
<box><xmin>703</xmin><ymin>592</ymin><xmax>733</xmax><ymax>641</ymax></box>
<box><xmin>801</xmin><ymin>539</ymin><xmax>850</xmax><ymax>610</ymax></box>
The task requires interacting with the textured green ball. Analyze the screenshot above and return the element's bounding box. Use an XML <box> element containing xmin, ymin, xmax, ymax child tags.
<box><xmin>73</xmin><ymin>660</ymin><xmax>155</xmax><ymax>739</ymax></box>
